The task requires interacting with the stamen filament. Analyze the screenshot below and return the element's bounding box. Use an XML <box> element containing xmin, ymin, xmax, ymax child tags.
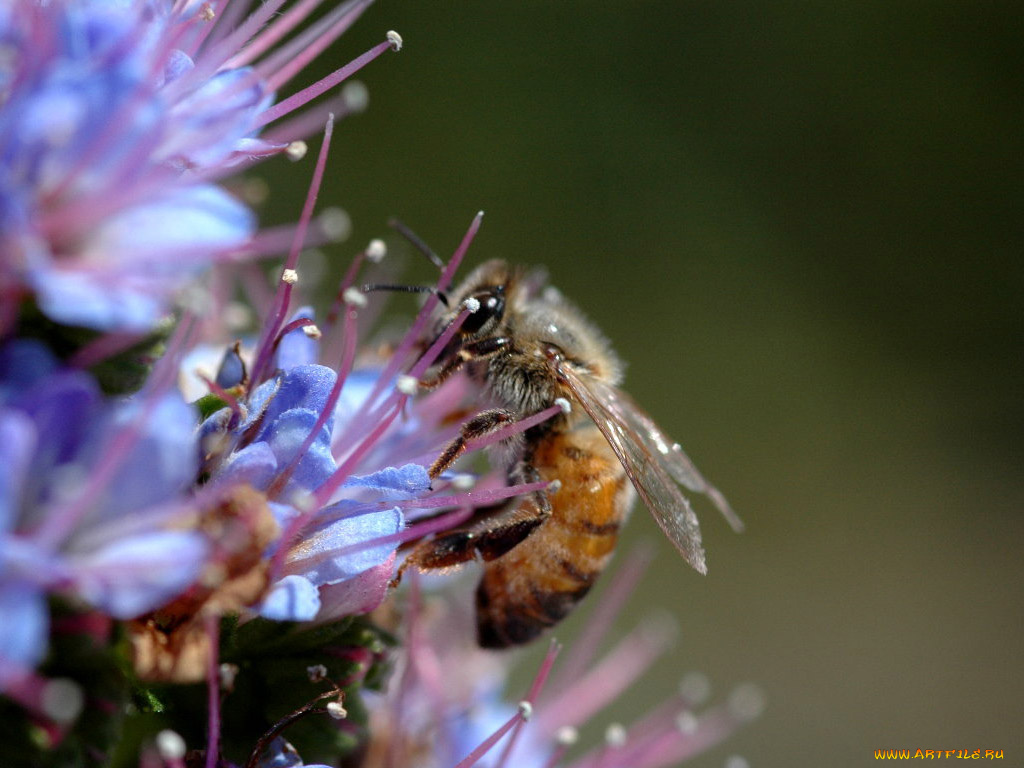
<box><xmin>250</xmin><ymin>115</ymin><xmax>335</xmax><ymax>386</ymax></box>
<box><xmin>267</xmin><ymin>307</ymin><xmax>359</xmax><ymax>498</ymax></box>
<box><xmin>256</xmin><ymin>39</ymin><xmax>395</xmax><ymax>128</ymax></box>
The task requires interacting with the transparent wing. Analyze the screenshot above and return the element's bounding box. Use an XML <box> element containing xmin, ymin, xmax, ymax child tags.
<box><xmin>559</xmin><ymin>364</ymin><xmax>742</xmax><ymax>575</ymax></box>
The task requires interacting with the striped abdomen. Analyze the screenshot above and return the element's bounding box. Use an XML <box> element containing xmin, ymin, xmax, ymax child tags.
<box><xmin>476</xmin><ymin>425</ymin><xmax>634</xmax><ymax>647</ymax></box>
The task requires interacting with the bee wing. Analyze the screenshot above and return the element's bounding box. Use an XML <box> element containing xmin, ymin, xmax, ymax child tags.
<box><xmin>559</xmin><ymin>364</ymin><xmax>742</xmax><ymax>575</ymax></box>
<box><xmin>591</xmin><ymin>379</ymin><xmax>744</xmax><ymax>534</ymax></box>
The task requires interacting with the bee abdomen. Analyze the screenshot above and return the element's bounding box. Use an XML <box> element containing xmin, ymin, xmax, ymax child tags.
<box><xmin>476</xmin><ymin>561</ymin><xmax>593</xmax><ymax>648</ymax></box>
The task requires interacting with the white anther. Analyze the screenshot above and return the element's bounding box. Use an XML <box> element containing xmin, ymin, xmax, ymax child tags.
<box><xmin>547</xmin><ymin>479</ymin><xmax>562</xmax><ymax>494</ymax></box>
<box><xmin>727</xmin><ymin>683</ymin><xmax>766</xmax><ymax>722</ymax></box>
<box><xmin>302</xmin><ymin>324</ymin><xmax>322</xmax><ymax>339</ymax></box>
<box><xmin>451</xmin><ymin>473</ymin><xmax>476</xmax><ymax>491</ymax></box>
<box><xmin>219</xmin><ymin>663</ymin><xmax>239</xmax><ymax>690</ymax></box>
<box><xmin>386</xmin><ymin>30</ymin><xmax>403</xmax><ymax>50</ymax></box>
<box><xmin>156</xmin><ymin>729</ymin><xmax>187</xmax><ymax>760</ymax></box>
<box><xmin>366</xmin><ymin>238</ymin><xmax>387</xmax><ymax>262</ymax></box>
<box><xmin>679</xmin><ymin>671</ymin><xmax>711</xmax><ymax>705</ymax></box>
<box><xmin>343</xmin><ymin>287</ymin><xmax>368</xmax><ymax>308</ymax></box>
<box><xmin>281</xmin><ymin>268</ymin><xmax>298</xmax><ymax>285</ymax></box>
<box><xmin>554</xmin><ymin>397</ymin><xmax>572</xmax><ymax>414</ymax></box>
<box><xmin>463</xmin><ymin>296</ymin><xmax>481</xmax><ymax>313</ymax></box>
<box><xmin>198</xmin><ymin>3</ymin><xmax>216</xmax><ymax>22</ymax></box>
<box><xmin>320</xmin><ymin>207</ymin><xmax>351</xmax><ymax>241</ymax></box>
<box><xmin>42</xmin><ymin>678</ymin><xmax>83</xmax><ymax>724</ymax></box>
<box><xmin>555</xmin><ymin>725</ymin><xmax>578</xmax><ymax>746</ymax></box>
<box><xmin>604</xmin><ymin>723</ymin><xmax>627</xmax><ymax>747</ymax></box>
<box><xmin>285</xmin><ymin>141</ymin><xmax>307</xmax><ymax>161</ymax></box>
<box><xmin>342</xmin><ymin>81</ymin><xmax>369</xmax><ymax>112</ymax></box>
<box><xmin>326</xmin><ymin>701</ymin><xmax>348</xmax><ymax>719</ymax></box>
<box><xmin>675</xmin><ymin>711</ymin><xmax>699</xmax><ymax>735</ymax></box>
<box><xmin>396</xmin><ymin>375</ymin><xmax>419</xmax><ymax>395</ymax></box>
<box><xmin>290</xmin><ymin>491</ymin><xmax>317</xmax><ymax>514</ymax></box>
<box><xmin>307</xmin><ymin>664</ymin><xmax>328</xmax><ymax>682</ymax></box>
<box><xmin>517</xmin><ymin>701</ymin><xmax>533</xmax><ymax>721</ymax></box>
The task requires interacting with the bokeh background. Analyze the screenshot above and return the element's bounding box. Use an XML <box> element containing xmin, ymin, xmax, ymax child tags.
<box><xmin>257</xmin><ymin>2</ymin><xmax>1023</xmax><ymax>764</ymax></box>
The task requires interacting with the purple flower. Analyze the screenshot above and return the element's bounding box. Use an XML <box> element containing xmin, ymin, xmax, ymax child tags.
<box><xmin>0</xmin><ymin>0</ymin><xmax>400</xmax><ymax>332</ymax></box>
<box><xmin>198</xmin><ymin>309</ymin><xmax>429</xmax><ymax>623</ymax></box>
<box><xmin>0</xmin><ymin>340</ymin><xmax>208</xmax><ymax>691</ymax></box>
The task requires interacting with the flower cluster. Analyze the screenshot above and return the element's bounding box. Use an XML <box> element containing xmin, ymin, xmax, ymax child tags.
<box><xmin>0</xmin><ymin>2</ymin><xmax>759</xmax><ymax>767</ymax></box>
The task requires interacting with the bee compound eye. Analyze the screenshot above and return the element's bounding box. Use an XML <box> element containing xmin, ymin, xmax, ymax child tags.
<box><xmin>461</xmin><ymin>290</ymin><xmax>505</xmax><ymax>334</ymax></box>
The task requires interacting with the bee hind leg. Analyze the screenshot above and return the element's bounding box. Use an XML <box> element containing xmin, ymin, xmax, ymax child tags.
<box><xmin>392</xmin><ymin>499</ymin><xmax>549</xmax><ymax>586</ymax></box>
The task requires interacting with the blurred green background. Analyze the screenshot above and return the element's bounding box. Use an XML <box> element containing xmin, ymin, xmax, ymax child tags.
<box><xmin>258</xmin><ymin>1</ymin><xmax>1023</xmax><ymax>764</ymax></box>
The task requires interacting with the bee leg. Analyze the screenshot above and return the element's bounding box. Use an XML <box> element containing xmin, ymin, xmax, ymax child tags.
<box><xmin>417</xmin><ymin>336</ymin><xmax>511</xmax><ymax>391</ymax></box>
<box><xmin>509</xmin><ymin>458</ymin><xmax>552</xmax><ymax>518</ymax></box>
<box><xmin>393</xmin><ymin>500</ymin><xmax>549</xmax><ymax>585</ymax></box>
<box><xmin>428</xmin><ymin>407</ymin><xmax>517</xmax><ymax>479</ymax></box>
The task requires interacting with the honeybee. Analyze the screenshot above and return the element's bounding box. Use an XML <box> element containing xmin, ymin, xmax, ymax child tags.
<box><xmin>400</xmin><ymin>260</ymin><xmax>742</xmax><ymax>647</ymax></box>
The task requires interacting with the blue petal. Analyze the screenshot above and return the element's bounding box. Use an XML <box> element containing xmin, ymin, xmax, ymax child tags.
<box><xmin>345</xmin><ymin>464</ymin><xmax>431</xmax><ymax>500</ymax></box>
<box><xmin>254</xmin><ymin>365</ymin><xmax>336</xmax><ymax>443</ymax></box>
<box><xmin>218</xmin><ymin>441</ymin><xmax>278</xmax><ymax>490</ymax></box>
<box><xmin>32</xmin><ymin>185</ymin><xmax>255</xmax><ymax>331</ymax></box>
<box><xmin>0</xmin><ymin>581</ymin><xmax>48</xmax><ymax>690</ymax></box>
<box><xmin>69</xmin><ymin>530</ymin><xmax>209</xmax><ymax>618</ymax></box>
<box><xmin>259</xmin><ymin>574</ymin><xmax>321</xmax><ymax>621</ymax></box>
<box><xmin>31</xmin><ymin>269</ymin><xmax>164</xmax><ymax>332</ymax></box>
<box><xmin>286</xmin><ymin>506</ymin><xmax>403</xmax><ymax>587</ymax></box>
<box><xmin>0</xmin><ymin>410</ymin><xmax>35</xmax><ymax>533</ymax></box>
<box><xmin>0</xmin><ymin>340</ymin><xmax>59</xmax><ymax>393</ymax></box>
<box><xmin>276</xmin><ymin>306</ymin><xmax>318</xmax><ymax>371</ymax></box>
<box><xmin>83</xmin><ymin>184</ymin><xmax>255</xmax><ymax>267</ymax></box>
<box><xmin>89</xmin><ymin>393</ymin><xmax>198</xmax><ymax>521</ymax></box>
<box><xmin>264</xmin><ymin>409</ymin><xmax>336</xmax><ymax>491</ymax></box>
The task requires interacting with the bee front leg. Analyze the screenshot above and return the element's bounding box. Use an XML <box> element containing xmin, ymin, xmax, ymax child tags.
<box><xmin>428</xmin><ymin>407</ymin><xmax>517</xmax><ymax>479</ymax></box>
<box><xmin>416</xmin><ymin>336</ymin><xmax>510</xmax><ymax>391</ymax></box>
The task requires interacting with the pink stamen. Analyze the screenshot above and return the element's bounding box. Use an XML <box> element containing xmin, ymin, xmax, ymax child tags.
<box><xmin>325</xmin><ymin>252</ymin><xmax>367</xmax><ymax>329</ymax></box>
<box><xmin>333</xmin><ymin>299</ymin><xmax>473</xmax><ymax>462</ymax></box>
<box><xmin>270</xmin><ymin>392</ymin><xmax>405</xmax><ymax>581</ymax></box>
<box><xmin>539</xmin><ymin>618</ymin><xmax>673</xmax><ymax>734</ymax></box>
<box><xmin>204</xmin><ymin>613</ymin><xmax>221</xmax><ymax>768</ymax></box>
<box><xmin>225</xmin><ymin>0</ymin><xmax>329</xmax><ymax>68</ymax></box>
<box><xmin>203</xmin><ymin>0</ymin><xmax>249</xmax><ymax>51</ymax></box>
<box><xmin>362</xmin><ymin>210</ymin><xmax>483</xmax><ymax>409</ymax></box>
<box><xmin>389</xmin><ymin>480</ymin><xmax>550</xmax><ymax>520</ymax></box>
<box><xmin>198</xmin><ymin>374</ymin><xmax>243</xmax><ymax>423</ymax></box>
<box><xmin>492</xmin><ymin>640</ymin><xmax>562</xmax><ymax>768</ymax></box>
<box><xmin>262</xmin><ymin>90</ymin><xmax>360</xmax><ymax>146</ymax></box>
<box><xmin>386</xmin><ymin>571</ymin><xmax>422</xmax><ymax>768</ymax></box>
<box><xmin>267</xmin><ymin>307</ymin><xmax>358</xmax><ymax>499</ymax></box>
<box><xmin>463</xmin><ymin>402</ymin><xmax>565</xmax><ymax>454</ymax></box>
<box><xmin>603</xmin><ymin>707</ymin><xmax>735</xmax><ymax>768</ymax></box>
<box><xmin>259</xmin><ymin>1</ymin><xmax>372</xmax><ymax>91</ymax></box>
<box><xmin>550</xmin><ymin>544</ymin><xmax>654</xmax><ymax>690</ymax></box>
<box><xmin>452</xmin><ymin>712</ymin><xmax>522</xmax><ymax>768</ymax></box>
<box><xmin>334</xmin><ymin>506</ymin><xmax>474</xmax><ymax>561</ymax></box>
<box><xmin>181</xmin><ymin>0</ymin><xmax>290</xmax><ymax>98</ymax></box>
<box><xmin>249</xmin><ymin>115</ymin><xmax>335</xmax><ymax>386</ymax></box>
<box><xmin>67</xmin><ymin>331</ymin><xmax>148</xmax><ymax>370</ymax></box>
<box><xmin>256</xmin><ymin>38</ymin><xmax>396</xmax><ymax>128</ymax></box>
<box><xmin>222</xmin><ymin>218</ymin><xmax>334</xmax><ymax>260</ymax></box>
<box><xmin>316</xmin><ymin>398</ymin><xmax>403</xmax><ymax>505</ymax></box>
<box><xmin>34</xmin><ymin>315</ymin><xmax>198</xmax><ymax>548</ymax></box>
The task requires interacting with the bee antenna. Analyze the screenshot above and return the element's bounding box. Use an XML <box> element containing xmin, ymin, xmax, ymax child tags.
<box><xmin>388</xmin><ymin>217</ymin><xmax>445</xmax><ymax>271</ymax></box>
<box><xmin>362</xmin><ymin>283</ymin><xmax>450</xmax><ymax>307</ymax></box>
